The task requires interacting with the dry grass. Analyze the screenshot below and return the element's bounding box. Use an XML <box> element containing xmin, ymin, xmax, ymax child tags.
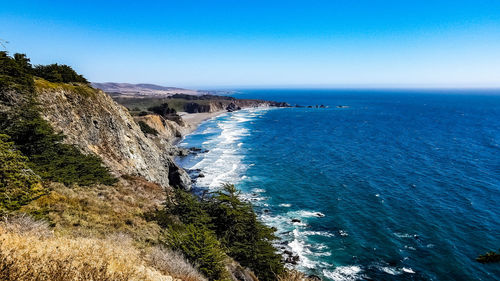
<box><xmin>20</xmin><ymin>176</ymin><xmax>167</xmax><ymax>243</ymax></box>
<box><xmin>6</xmin><ymin>178</ymin><xmax>209</xmax><ymax>281</ymax></box>
<box><xmin>278</xmin><ymin>269</ymin><xmax>320</xmax><ymax>281</ymax></box>
<box><xmin>0</xmin><ymin>216</ymin><xmax>171</xmax><ymax>281</ymax></box>
<box><xmin>148</xmin><ymin>246</ymin><xmax>207</xmax><ymax>281</ymax></box>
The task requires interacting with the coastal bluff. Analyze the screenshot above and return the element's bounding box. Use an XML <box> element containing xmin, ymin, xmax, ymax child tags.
<box><xmin>34</xmin><ymin>79</ymin><xmax>192</xmax><ymax>190</ymax></box>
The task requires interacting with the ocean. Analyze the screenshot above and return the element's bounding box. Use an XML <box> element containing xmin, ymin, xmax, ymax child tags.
<box><xmin>176</xmin><ymin>89</ymin><xmax>500</xmax><ymax>281</ymax></box>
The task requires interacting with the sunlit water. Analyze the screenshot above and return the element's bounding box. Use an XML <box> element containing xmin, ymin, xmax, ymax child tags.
<box><xmin>176</xmin><ymin>90</ymin><xmax>500</xmax><ymax>281</ymax></box>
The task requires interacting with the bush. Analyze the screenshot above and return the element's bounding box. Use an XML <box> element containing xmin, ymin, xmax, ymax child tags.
<box><xmin>138</xmin><ymin>121</ymin><xmax>159</xmax><ymax>136</ymax></box>
<box><xmin>164</xmin><ymin>224</ymin><xmax>228</xmax><ymax>281</ymax></box>
<box><xmin>205</xmin><ymin>184</ymin><xmax>284</xmax><ymax>281</ymax></box>
<box><xmin>32</xmin><ymin>63</ymin><xmax>88</xmax><ymax>84</ymax></box>
<box><xmin>161</xmin><ymin>185</ymin><xmax>284</xmax><ymax>281</ymax></box>
<box><xmin>0</xmin><ymin>135</ymin><xmax>45</xmax><ymax>212</ymax></box>
<box><xmin>148</xmin><ymin>103</ymin><xmax>176</xmax><ymax>116</ymax></box>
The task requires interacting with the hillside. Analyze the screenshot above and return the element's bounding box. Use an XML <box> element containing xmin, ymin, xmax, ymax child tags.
<box><xmin>92</xmin><ymin>82</ymin><xmax>200</xmax><ymax>97</ymax></box>
<box><xmin>0</xmin><ymin>52</ymin><xmax>314</xmax><ymax>281</ymax></box>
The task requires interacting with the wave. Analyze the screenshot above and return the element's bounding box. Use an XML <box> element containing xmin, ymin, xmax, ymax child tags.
<box><xmin>323</xmin><ymin>266</ymin><xmax>363</xmax><ymax>281</ymax></box>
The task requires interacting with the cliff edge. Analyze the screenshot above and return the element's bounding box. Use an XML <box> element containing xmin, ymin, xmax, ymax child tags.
<box><xmin>34</xmin><ymin>79</ymin><xmax>191</xmax><ymax>190</ymax></box>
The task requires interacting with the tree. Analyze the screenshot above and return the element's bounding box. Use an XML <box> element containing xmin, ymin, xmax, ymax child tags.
<box><xmin>0</xmin><ymin>134</ymin><xmax>45</xmax><ymax>212</ymax></box>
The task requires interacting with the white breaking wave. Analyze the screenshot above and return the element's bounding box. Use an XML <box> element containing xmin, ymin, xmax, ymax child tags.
<box><xmin>323</xmin><ymin>266</ymin><xmax>363</xmax><ymax>281</ymax></box>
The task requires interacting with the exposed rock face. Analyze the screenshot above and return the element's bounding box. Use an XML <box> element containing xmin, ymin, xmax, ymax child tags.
<box><xmin>35</xmin><ymin>81</ymin><xmax>191</xmax><ymax>190</ymax></box>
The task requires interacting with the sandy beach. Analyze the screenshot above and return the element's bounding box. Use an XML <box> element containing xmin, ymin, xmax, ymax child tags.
<box><xmin>178</xmin><ymin>110</ymin><xmax>227</xmax><ymax>135</ymax></box>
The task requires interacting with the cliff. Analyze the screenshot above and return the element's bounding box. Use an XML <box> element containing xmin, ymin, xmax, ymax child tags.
<box><xmin>34</xmin><ymin>79</ymin><xmax>191</xmax><ymax>190</ymax></box>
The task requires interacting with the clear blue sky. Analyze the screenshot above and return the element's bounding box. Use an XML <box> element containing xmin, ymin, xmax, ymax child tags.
<box><xmin>2</xmin><ymin>0</ymin><xmax>500</xmax><ymax>88</ymax></box>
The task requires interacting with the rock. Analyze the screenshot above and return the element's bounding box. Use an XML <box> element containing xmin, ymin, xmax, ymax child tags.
<box><xmin>319</xmin><ymin>104</ymin><xmax>325</xmax><ymax>108</ymax></box>
<box><xmin>226</xmin><ymin>102</ymin><xmax>241</xmax><ymax>112</ymax></box>
<box><xmin>167</xmin><ymin>164</ymin><xmax>192</xmax><ymax>190</ymax></box>
<box><xmin>198</xmin><ymin>173</ymin><xmax>205</xmax><ymax>178</ymax></box>
<box><xmin>291</xmin><ymin>218</ymin><xmax>301</xmax><ymax>223</ymax></box>
<box><xmin>308</xmin><ymin>275</ymin><xmax>322</xmax><ymax>281</ymax></box>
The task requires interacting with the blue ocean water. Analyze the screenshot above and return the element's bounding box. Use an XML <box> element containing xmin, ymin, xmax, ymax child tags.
<box><xmin>176</xmin><ymin>90</ymin><xmax>500</xmax><ymax>281</ymax></box>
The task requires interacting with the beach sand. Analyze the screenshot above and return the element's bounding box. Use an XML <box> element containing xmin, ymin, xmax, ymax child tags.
<box><xmin>178</xmin><ymin>111</ymin><xmax>227</xmax><ymax>135</ymax></box>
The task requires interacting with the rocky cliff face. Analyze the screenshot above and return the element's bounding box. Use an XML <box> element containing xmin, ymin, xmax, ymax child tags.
<box><xmin>35</xmin><ymin>80</ymin><xmax>191</xmax><ymax>190</ymax></box>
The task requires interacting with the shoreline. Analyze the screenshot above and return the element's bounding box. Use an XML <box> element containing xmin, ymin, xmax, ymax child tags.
<box><xmin>178</xmin><ymin>110</ymin><xmax>227</xmax><ymax>135</ymax></box>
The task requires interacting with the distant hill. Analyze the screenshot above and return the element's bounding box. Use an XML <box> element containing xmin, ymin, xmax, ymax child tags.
<box><xmin>91</xmin><ymin>82</ymin><xmax>200</xmax><ymax>97</ymax></box>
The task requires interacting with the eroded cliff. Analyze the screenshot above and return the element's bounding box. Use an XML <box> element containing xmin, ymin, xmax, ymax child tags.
<box><xmin>34</xmin><ymin>79</ymin><xmax>191</xmax><ymax>190</ymax></box>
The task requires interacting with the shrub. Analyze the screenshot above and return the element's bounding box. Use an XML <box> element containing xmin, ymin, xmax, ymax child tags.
<box><xmin>161</xmin><ymin>185</ymin><xmax>284</xmax><ymax>281</ymax></box>
<box><xmin>205</xmin><ymin>184</ymin><xmax>284</xmax><ymax>281</ymax></box>
<box><xmin>0</xmin><ymin>134</ymin><xmax>45</xmax><ymax>212</ymax></box>
<box><xmin>138</xmin><ymin>121</ymin><xmax>159</xmax><ymax>136</ymax></box>
<box><xmin>32</xmin><ymin>63</ymin><xmax>88</xmax><ymax>84</ymax></box>
<box><xmin>148</xmin><ymin>103</ymin><xmax>177</xmax><ymax>116</ymax></box>
<box><xmin>164</xmin><ymin>224</ymin><xmax>228</xmax><ymax>281</ymax></box>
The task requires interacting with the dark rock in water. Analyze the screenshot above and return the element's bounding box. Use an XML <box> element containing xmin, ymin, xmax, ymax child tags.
<box><xmin>308</xmin><ymin>275</ymin><xmax>322</xmax><ymax>281</ymax></box>
<box><xmin>285</xmin><ymin>255</ymin><xmax>300</xmax><ymax>265</ymax></box>
<box><xmin>319</xmin><ymin>104</ymin><xmax>325</xmax><ymax>108</ymax></box>
<box><xmin>295</xmin><ymin>104</ymin><xmax>305</xmax><ymax>108</ymax></box>
<box><xmin>315</xmin><ymin>212</ymin><xmax>325</xmax><ymax>217</ymax></box>
<box><xmin>187</xmin><ymin>147</ymin><xmax>209</xmax><ymax>154</ymax></box>
<box><xmin>263</xmin><ymin>209</ymin><xmax>269</xmax><ymax>213</ymax></box>
<box><xmin>226</xmin><ymin>102</ymin><xmax>242</xmax><ymax>112</ymax></box>
<box><xmin>176</xmin><ymin>148</ymin><xmax>190</xmax><ymax>156</ymax></box>
<box><xmin>284</xmin><ymin>250</ymin><xmax>293</xmax><ymax>256</ymax></box>
<box><xmin>336</xmin><ymin>105</ymin><xmax>349</xmax><ymax>108</ymax></box>
<box><xmin>291</xmin><ymin>218</ymin><xmax>301</xmax><ymax>223</ymax></box>
<box><xmin>198</xmin><ymin>173</ymin><xmax>205</xmax><ymax>178</ymax></box>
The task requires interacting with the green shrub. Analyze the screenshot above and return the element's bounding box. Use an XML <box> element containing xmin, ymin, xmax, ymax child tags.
<box><xmin>160</xmin><ymin>185</ymin><xmax>284</xmax><ymax>281</ymax></box>
<box><xmin>138</xmin><ymin>121</ymin><xmax>159</xmax><ymax>136</ymax></box>
<box><xmin>148</xmin><ymin>103</ymin><xmax>176</xmax><ymax>116</ymax></box>
<box><xmin>32</xmin><ymin>63</ymin><xmax>88</xmax><ymax>84</ymax></box>
<box><xmin>205</xmin><ymin>184</ymin><xmax>284</xmax><ymax>281</ymax></box>
<box><xmin>0</xmin><ymin>134</ymin><xmax>45</xmax><ymax>212</ymax></box>
<box><xmin>165</xmin><ymin>224</ymin><xmax>228</xmax><ymax>281</ymax></box>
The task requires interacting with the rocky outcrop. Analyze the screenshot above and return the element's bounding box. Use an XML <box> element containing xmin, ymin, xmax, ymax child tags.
<box><xmin>35</xmin><ymin>80</ymin><xmax>191</xmax><ymax>190</ymax></box>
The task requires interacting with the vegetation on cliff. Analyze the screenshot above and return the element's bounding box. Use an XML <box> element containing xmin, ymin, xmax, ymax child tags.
<box><xmin>157</xmin><ymin>184</ymin><xmax>284</xmax><ymax>281</ymax></box>
<box><xmin>0</xmin><ymin>134</ymin><xmax>44</xmax><ymax>212</ymax></box>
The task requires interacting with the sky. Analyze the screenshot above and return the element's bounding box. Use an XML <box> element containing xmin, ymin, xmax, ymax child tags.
<box><xmin>1</xmin><ymin>0</ymin><xmax>500</xmax><ymax>89</ymax></box>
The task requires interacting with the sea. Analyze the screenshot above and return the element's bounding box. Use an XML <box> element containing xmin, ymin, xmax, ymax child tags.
<box><xmin>176</xmin><ymin>89</ymin><xmax>500</xmax><ymax>281</ymax></box>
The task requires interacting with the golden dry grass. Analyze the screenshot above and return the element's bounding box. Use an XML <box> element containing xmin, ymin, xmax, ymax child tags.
<box><xmin>147</xmin><ymin>246</ymin><xmax>207</xmax><ymax>281</ymax></box>
<box><xmin>0</xmin><ymin>218</ymin><xmax>169</xmax><ymax>280</ymax></box>
<box><xmin>0</xmin><ymin>216</ymin><xmax>207</xmax><ymax>281</ymax></box>
<box><xmin>20</xmin><ymin>176</ymin><xmax>167</xmax><ymax>243</ymax></box>
<box><xmin>277</xmin><ymin>269</ymin><xmax>321</xmax><ymax>281</ymax></box>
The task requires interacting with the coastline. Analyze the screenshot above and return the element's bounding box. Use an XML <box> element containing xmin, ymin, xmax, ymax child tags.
<box><xmin>178</xmin><ymin>110</ymin><xmax>227</xmax><ymax>135</ymax></box>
